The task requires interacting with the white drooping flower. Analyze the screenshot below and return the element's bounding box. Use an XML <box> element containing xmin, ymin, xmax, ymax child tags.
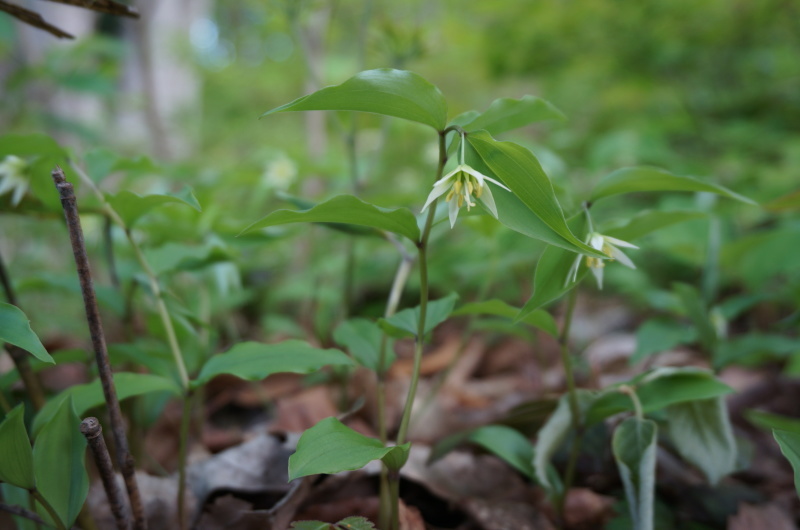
<box><xmin>0</xmin><ymin>155</ymin><xmax>29</xmax><ymax>206</ymax></box>
<box><xmin>567</xmin><ymin>232</ymin><xmax>638</xmax><ymax>289</ymax></box>
<box><xmin>420</xmin><ymin>134</ymin><xmax>510</xmax><ymax>228</ymax></box>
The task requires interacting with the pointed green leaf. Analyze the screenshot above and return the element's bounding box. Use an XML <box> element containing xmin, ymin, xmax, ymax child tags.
<box><xmin>534</xmin><ymin>390</ymin><xmax>595</xmax><ymax>493</ymax></box>
<box><xmin>276</xmin><ymin>193</ymin><xmax>380</xmax><ymax>237</ymax></box>
<box><xmin>33</xmin><ymin>397</ymin><xmax>88</xmax><ymax>528</ymax></box>
<box><xmin>241</xmin><ymin>195</ymin><xmax>420</xmax><ymax>242</ymax></box>
<box><xmin>290</xmin><ymin>522</ymin><xmax>331</xmax><ymax>530</ymax></box>
<box><xmin>673</xmin><ymin>282</ymin><xmax>717</xmax><ymax>351</ymax></box>
<box><xmin>288</xmin><ymin>417</ymin><xmax>410</xmax><ymax>480</ymax></box>
<box><xmin>194</xmin><ymin>340</ymin><xmax>355</xmax><ymax>387</ymax></box>
<box><xmin>745</xmin><ymin>410</ymin><xmax>800</xmax><ymax>435</ymax></box>
<box><xmin>603</xmin><ymin>210</ymin><xmax>707</xmax><ymax>242</ymax></box>
<box><xmin>380</xmin><ymin>293</ymin><xmax>458</xmax><ymax>338</ymax></box>
<box><xmin>467</xmin><ymin>131</ymin><xmax>604</xmax><ymax>257</ymax></box>
<box><xmin>33</xmin><ymin>373</ymin><xmax>181</xmax><ymax>435</ymax></box>
<box><xmin>452</xmin><ymin>299</ymin><xmax>558</xmax><ymax>337</ymax></box>
<box><xmin>773</xmin><ymin>429</ymin><xmax>800</xmax><ymax>497</ymax></box>
<box><xmin>0</xmin><ymin>303</ymin><xmax>53</xmax><ymax>364</ymax></box>
<box><xmin>632</xmin><ymin>318</ymin><xmax>698</xmax><ymax>364</ymax></box>
<box><xmin>666</xmin><ymin>397</ymin><xmax>736</xmax><ymax>485</ymax></box>
<box><xmin>261</xmin><ymin>69</ymin><xmax>447</xmax><ymax>130</ymax></box>
<box><xmin>517</xmin><ymin>241</ymin><xmax>588</xmax><ymax>320</ymax></box>
<box><xmin>333</xmin><ymin>318</ymin><xmax>394</xmax><ymax>372</ymax></box>
<box><xmin>587</xmin><ymin>367</ymin><xmax>733</xmax><ymax>425</ymax></box>
<box><xmin>461</xmin><ymin>95</ymin><xmax>565</xmax><ymax>135</ymax></box>
<box><xmin>590</xmin><ymin>167</ymin><xmax>756</xmax><ymax>204</ymax></box>
<box><xmin>336</xmin><ymin>517</ymin><xmax>376</xmax><ymax>529</ymax></box>
<box><xmin>612</xmin><ymin>417</ymin><xmax>657</xmax><ymax>530</ymax></box>
<box><xmin>106</xmin><ymin>187</ymin><xmax>201</xmax><ymax>227</ymax></box>
<box><xmin>0</xmin><ymin>405</ymin><xmax>35</xmax><ymax>489</ymax></box>
<box><xmin>468</xmin><ymin>425</ymin><xmax>534</xmax><ymax>479</ymax></box>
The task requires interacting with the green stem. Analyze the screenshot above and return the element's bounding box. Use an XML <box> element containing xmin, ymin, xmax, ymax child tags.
<box><xmin>556</xmin><ymin>287</ymin><xmax>581</xmax><ymax>520</ymax></box>
<box><xmin>620</xmin><ymin>385</ymin><xmax>644</xmax><ymax>420</ymax></box>
<box><xmin>31</xmin><ymin>490</ymin><xmax>66</xmax><ymax>530</ymax></box>
<box><xmin>176</xmin><ymin>391</ymin><xmax>194</xmax><ymax>530</ymax></box>
<box><xmin>0</xmin><ymin>391</ymin><xmax>10</xmax><ymax>413</ymax></box>
<box><xmin>70</xmin><ymin>162</ymin><xmax>190</xmax><ymax>390</ymax></box>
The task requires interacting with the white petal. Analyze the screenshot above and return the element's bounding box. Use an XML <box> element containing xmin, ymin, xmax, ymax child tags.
<box><xmin>603</xmin><ymin>235</ymin><xmax>638</xmax><ymax>249</ymax></box>
<box><xmin>565</xmin><ymin>254</ymin><xmax>581</xmax><ymax>287</ymax></box>
<box><xmin>609</xmin><ymin>245</ymin><xmax>636</xmax><ymax>269</ymax></box>
<box><xmin>448</xmin><ymin>196</ymin><xmax>460</xmax><ymax>228</ymax></box>
<box><xmin>589</xmin><ymin>233</ymin><xmax>605</xmax><ymax>250</ymax></box>
<box><xmin>590</xmin><ymin>266</ymin><xmax>604</xmax><ymax>289</ymax></box>
<box><xmin>480</xmin><ymin>175</ymin><xmax>511</xmax><ymax>192</ymax></box>
<box><xmin>480</xmin><ymin>184</ymin><xmax>498</xmax><ymax>218</ymax></box>
<box><xmin>421</xmin><ymin>180</ymin><xmax>452</xmax><ymax>212</ymax></box>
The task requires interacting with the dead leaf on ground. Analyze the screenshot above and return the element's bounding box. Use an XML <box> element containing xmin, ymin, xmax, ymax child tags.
<box><xmin>727</xmin><ymin>502</ymin><xmax>797</xmax><ymax>530</ymax></box>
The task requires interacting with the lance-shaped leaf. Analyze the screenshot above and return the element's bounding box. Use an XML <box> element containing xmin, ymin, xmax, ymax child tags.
<box><xmin>467</xmin><ymin>131</ymin><xmax>604</xmax><ymax>258</ymax></box>
<box><xmin>289</xmin><ymin>417</ymin><xmax>410</xmax><ymax>480</ymax></box>
<box><xmin>590</xmin><ymin>167</ymin><xmax>756</xmax><ymax>204</ymax></box>
<box><xmin>33</xmin><ymin>373</ymin><xmax>181</xmax><ymax>434</ymax></box>
<box><xmin>0</xmin><ymin>303</ymin><xmax>53</xmax><ymax>363</ymax></box>
<box><xmin>380</xmin><ymin>293</ymin><xmax>458</xmax><ymax>338</ymax></box>
<box><xmin>587</xmin><ymin>367</ymin><xmax>732</xmax><ymax>425</ymax></box>
<box><xmin>666</xmin><ymin>397</ymin><xmax>737</xmax><ymax>485</ymax></box>
<box><xmin>468</xmin><ymin>425</ymin><xmax>535</xmax><ymax>479</ymax></box>
<box><xmin>241</xmin><ymin>195</ymin><xmax>420</xmax><ymax>242</ymax></box>
<box><xmin>602</xmin><ymin>210</ymin><xmax>707</xmax><ymax>242</ymax></box>
<box><xmin>534</xmin><ymin>390</ymin><xmax>596</xmax><ymax>493</ymax></box>
<box><xmin>194</xmin><ymin>340</ymin><xmax>355</xmax><ymax>387</ymax></box>
<box><xmin>333</xmin><ymin>318</ymin><xmax>394</xmax><ymax>372</ymax></box>
<box><xmin>613</xmin><ymin>417</ymin><xmax>657</xmax><ymax>530</ymax></box>
<box><xmin>261</xmin><ymin>69</ymin><xmax>448</xmax><ymax>131</ymax></box>
<box><xmin>33</xmin><ymin>397</ymin><xmax>88</xmax><ymax>528</ymax></box>
<box><xmin>106</xmin><ymin>187</ymin><xmax>201</xmax><ymax>227</ymax></box>
<box><xmin>452</xmin><ymin>299</ymin><xmax>558</xmax><ymax>337</ymax></box>
<box><xmin>773</xmin><ymin>429</ymin><xmax>800</xmax><ymax>497</ymax></box>
<box><xmin>459</xmin><ymin>95</ymin><xmax>566</xmax><ymax>135</ymax></box>
<box><xmin>0</xmin><ymin>405</ymin><xmax>35</xmax><ymax>489</ymax></box>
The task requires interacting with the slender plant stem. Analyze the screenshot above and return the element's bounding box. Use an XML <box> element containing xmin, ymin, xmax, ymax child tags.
<box><xmin>0</xmin><ymin>391</ymin><xmax>10</xmax><ymax>413</ymax></box>
<box><xmin>69</xmin><ymin>162</ymin><xmax>189</xmax><ymax>390</ymax></box>
<box><xmin>51</xmin><ymin>167</ymin><xmax>147</xmax><ymax>530</ymax></box>
<box><xmin>31</xmin><ymin>490</ymin><xmax>67</xmax><ymax>530</ymax></box>
<box><xmin>0</xmin><ymin>250</ymin><xmax>47</xmax><ymax>410</ymax></box>
<box><xmin>556</xmin><ymin>287</ymin><xmax>581</xmax><ymax>520</ymax></box>
<box><xmin>176</xmin><ymin>391</ymin><xmax>194</xmax><ymax>530</ymax></box>
<box><xmin>81</xmin><ymin>417</ymin><xmax>131</xmax><ymax>530</ymax></box>
<box><xmin>620</xmin><ymin>385</ymin><xmax>644</xmax><ymax>420</ymax></box>
<box><xmin>386</xmin><ymin>130</ymin><xmax>449</xmax><ymax>530</ymax></box>
<box><xmin>0</xmin><ymin>501</ymin><xmax>49</xmax><ymax>527</ymax></box>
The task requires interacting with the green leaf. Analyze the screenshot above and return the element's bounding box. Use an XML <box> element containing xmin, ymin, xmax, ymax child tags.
<box><xmin>144</xmin><ymin>240</ymin><xmax>231</xmax><ymax>276</ymax></box>
<box><xmin>333</xmin><ymin>318</ymin><xmax>394</xmax><ymax>372</ymax></box>
<box><xmin>335</xmin><ymin>517</ymin><xmax>376</xmax><ymax>529</ymax></box>
<box><xmin>534</xmin><ymin>390</ymin><xmax>595</xmax><ymax>493</ymax></box>
<box><xmin>587</xmin><ymin>367</ymin><xmax>733</xmax><ymax>425</ymax></box>
<box><xmin>194</xmin><ymin>340</ymin><xmax>355</xmax><ymax>387</ymax></box>
<box><xmin>468</xmin><ymin>425</ymin><xmax>534</xmax><ymax>479</ymax></box>
<box><xmin>713</xmin><ymin>333</ymin><xmax>800</xmax><ymax>369</ymax></box>
<box><xmin>666</xmin><ymin>397</ymin><xmax>736</xmax><ymax>485</ymax></box>
<box><xmin>460</xmin><ymin>95</ymin><xmax>565</xmax><ymax>135</ymax></box>
<box><xmin>590</xmin><ymin>167</ymin><xmax>756</xmax><ymax>205</ymax></box>
<box><xmin>276</xmin><ymin>193</ymin><xmax>381</xmax><ymax>237</ymax></box>
<box><xmin>452</xmin><ymin>299</ymin><xmax>558</xmax><ymax>337</ymax></box>
<box><xmin>603</xmin><ymin>210</ymin><xmax>707</xmax><ymax>242</ymax></box>
<box><xmin>773</xmin><ymin>429</ymin><xmax>800</xmax><ymax>497</ymax></box>
<box><xmin>261</xmin><ymin>69</ymin><xmax>447</xmax><ymax>131</ymax></box>
<box><xmin>33</xmin><ymin>373</ymin><xmax>181</xmax><ymax>435</ymax></box>
<box><xmin>241</xmin><ymin>195</ymin><xmax>421</xmax><ymax>242</ymax></box>
<box><xmin>380</xmin><ymin>293</ymin><xmax>458</xmax><ymax>338</ymax></box>
<box><xmin>467</xmin><ymin>131</ymin><xmax>604</xmax><ymax>257</ymax></box>
<box><xmin>106</xmin><ymin>188</ymin><xmax>201</xmax><ymax>227</ymax></box>
<box><xmin>673</xmin><ymin>283</ymin><xmax>717</xmax><ymax>351</ymax></box>
<box><xmin>288</xmin><ymin>417</ymin><xmax>410</xmax><ymax>480</ymax></box>
<box><xmin>33</xmin><ymin>397</ymin><xmax>88</xmax><ymax>528</ymax></box>
<box><xmin>516</xmin><ymin>242</ymin><xmax>587</xmax><ymax>320</ymax></box>
<box><xmin>0</xmin><ymin>303</ymin><xmax>54</xmax><ymax>364</ymax></box>
<box><xmin>0</xmin><ymin>405</ymin><xmax>35</xmax><ymax>489</ymax></box>
<box><xmin>612</xmin><ymin>417</ymin><xmax>657</xmax><ymax>530</ymax></box>
<box><xmin>632</xmin><ymin>319</ymin><xmax>698</xmax><ymax>364</ymax></box>
<box><xmin>745</xmin><ymin>410</ymin><xmax>800</xmax><ymax>435</ymax></box>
